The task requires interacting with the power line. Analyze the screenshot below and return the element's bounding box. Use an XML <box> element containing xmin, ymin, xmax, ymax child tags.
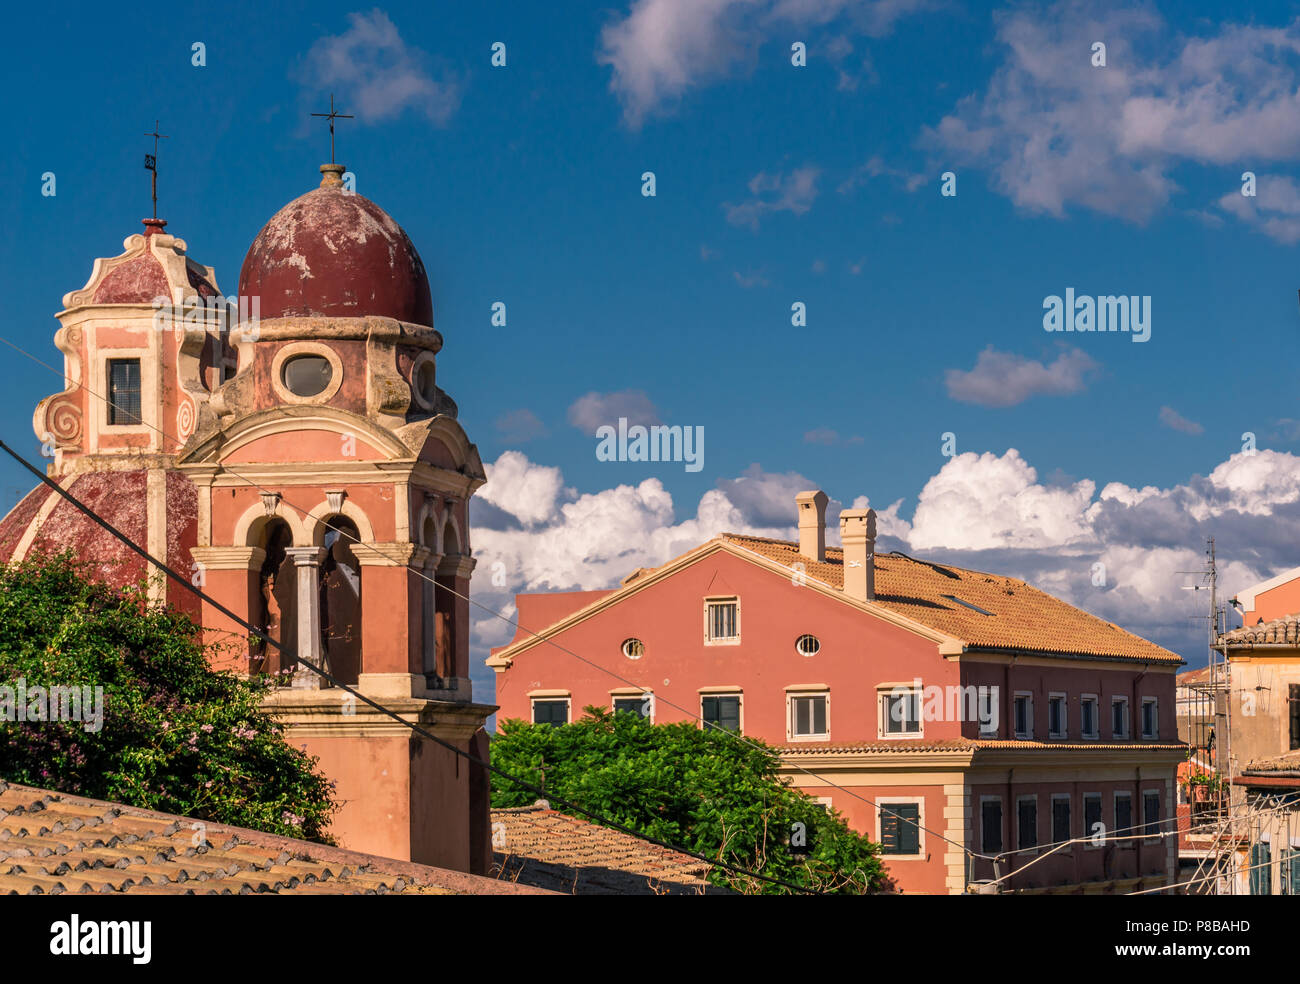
<box><xmin>0</xmin><ymin>329</ymin><xmax>991</xmax><ymax>866</ymax></box>
<box><xmin>0</xmin><ymin>437</ymin><xmax>818</xmax><ymax>895</ymax></box>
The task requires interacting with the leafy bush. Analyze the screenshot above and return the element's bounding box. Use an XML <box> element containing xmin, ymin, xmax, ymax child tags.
<box><xmin>491</xmin><ymin>706</ymin><xmax>888</xmax><ymax>894</ymax></box>
<box><xmin>0</xmin><ymin>554</ymin><xmax>335</xmax><ymax>841</ymax></box>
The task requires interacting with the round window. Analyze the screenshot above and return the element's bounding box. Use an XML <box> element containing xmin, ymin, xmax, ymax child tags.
<box><xmin>796</xmin><ymin>634</ymin><xmax>820</xmax><ymax>657</ymax></box>
<box><xmin>282</xmin><ymin>354</ymin><xmax>333</xmax><ymax>397</ymax></box>
<box><xmin>622</xmin><ymin>638</ymin><xmax>644</xmax><ymax>660</ymax></box>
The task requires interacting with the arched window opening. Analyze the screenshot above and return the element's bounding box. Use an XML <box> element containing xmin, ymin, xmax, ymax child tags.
<box><xmin>253</xmin><ymin>519</ymin><xmax>296</xmax><ymax>682</ymax></box>
<box><xmin>320</xmin><ymin>516</ymin><xmax>362</xmax><ymax>687</ymax></box>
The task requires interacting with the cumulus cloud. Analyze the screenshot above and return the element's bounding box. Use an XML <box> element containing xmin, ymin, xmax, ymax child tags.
<box><xmin>923</xmin><ymin>2</ymin><xmax>1300</xmax><ymax>230</ymax></box>
<box><xmin>1216</xmin><ymin>174</ymin><xmax>1300</xmax><ymax>243</ymax></box>
<box><xmin>1159</xmin><ymin>406</ymin><xmax>1205</xmax><ymax>435</ymax></box>
<box><xmin>299</xmin><ymin>10</ymin><xmax>460</xmax><ymax>125</ymax></box>
<box><xmin>598</xmin><ymin>0</ymin><xmax>930</xmax><ymax>126</ymax></box>
<box><xmin>567</xmin><ymin>390</ymin><xmax>662</xmax><ymax>434</ymax></box>
<box><xmin>944</xmin><ymin>346</ymin><xmax>1099</xmax><ymax>407</ymax></box>
<box><xmin>470</xmin><ymin>445</ymin><xmax>1300</xmax><ymax>701</ymax></box>
<box><xmin>724</xmin><ymin>166</ymin><xmax>820</xmax><ymax>230</ymax></box>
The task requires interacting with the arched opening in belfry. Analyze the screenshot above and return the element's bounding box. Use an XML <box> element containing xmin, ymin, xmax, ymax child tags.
<box><xmin>253</xmin><ymin>518</ymin><xmax>296</xmax><ymax>681</ymax></box>
<box><xmin>421</xmin><ymin>515</ymin><xmax>439</xmax><ymax>683</ymax></box>
<box><xmin>320</xmin><ymin>515</ymin><xmax>362</xmax><ymax>686</ymax></box>
<box><xmin>434</xmin><ymin>518</ymin><xmax>459</xmax><ymax>682</ymax></box>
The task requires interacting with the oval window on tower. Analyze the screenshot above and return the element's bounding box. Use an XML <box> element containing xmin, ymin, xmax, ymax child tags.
<box><xmin>282</xmin><ymin>354</ymin><xmax>333</xmax><ymax>397</ymax></box>
<box><xmin>416</xmin><ymin>360</ymin><xmax>437</xmax><ymax>407</ymax></box>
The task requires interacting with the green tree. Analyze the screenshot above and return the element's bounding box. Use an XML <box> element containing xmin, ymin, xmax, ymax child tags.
<box><xmin>491</xmin><ymin>707</ymin><xmax>889</xmax><ymax>894</ymax></box>
<box><xmin>0</xmin><ymin>554</ymin><xmax>335</xmax><ymax>841</ymax></box>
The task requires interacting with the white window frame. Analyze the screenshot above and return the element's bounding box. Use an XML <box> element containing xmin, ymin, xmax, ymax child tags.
<box><xmin>1080</xmin><ymin>694</ymin><xmax>1100</xmax><ymax>740</ymax></box>
<box><xmin>703</xmin><ymin>596</ymin><xmax>741</xmax><ymax>646</ymax></box>
<box><xmin>699</xmin><ymin>688</ymin><xmax>744</xmax><ymax>733</ymax></box>
<box><xmin>878</xmin><ymin>686</ymin><xmax>924</xmax><ymax>739</ymax></box>
<box><xmin>529</xmin><ymin>695</ymin><xmax>570</xmax><ymax>726</ymax></box>
<box><xmin>1015</xmin><ymin>794</ymin><xmax>1039</xmax><ymax>854</ymax></box>
<box><xmin>877</xmin><ymin>796</ymin><xmax>926</xmax><ymax>859</ymax></box>
<box><xmin>1047</xmin><ymin>692</ymin><xmax>1067</xmax><ymax>740</ymax></box>
<box><xmin>786</xmin><ymin>688</ymin><xmax>830</xmax><ymax>742</ymax></box>
<box><xmin>979</xmin><ymin>795</ymin><xmax>1005</xmax><ymax>855</ymax></box>
<box><xmin>100</xmin><ymin>350</ymin><xmax>152</xmax><ymax>435</ymax></box>
<box><xmin>1082</xmin><ymin>792</ymin><xmax>1104</xmax><ymax>850</ymax></box>
<box><xmin>1013</xmin><ymin>691</ymin><xmax>1034</xmax><ymax>740</ymax></box>
<box><xmin>1113</xmin><ymin>791</ymin><xmax>1135</xmax><ymax>847</ymax></box>
<box><xmin>1141</xmin><ymin>697</ymin><xmax>1159</xmax><ymax>739</ymax></box>
<box><xmin>610</xmin><ymin>688</ymin><xmax>655</xmax><ymax>722</ymax></box>
<box><xmin>978</xmin><ymin>688</ymin><xmax>999</xmax><ymax>737</ymax></box>
<box><xmin>1111</xmin><ymin>696</ymin><xmax>1130</xmax><ymax>740</ymax></box>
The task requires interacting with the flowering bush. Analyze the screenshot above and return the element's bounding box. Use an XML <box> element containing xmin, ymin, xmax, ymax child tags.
<box><xmin>0</xmin><ymin>554</ymin><xmax>335</xmax><ymax>841</ymax></box>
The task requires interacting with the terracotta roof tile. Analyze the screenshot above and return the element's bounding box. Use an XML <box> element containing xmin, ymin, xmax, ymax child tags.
<box><xmin>491</xmin><ymin>801</ymin><xmax>724</xmax><ymax>895</ymax></box>
<box><xmin>1220</xmin><ymin>613</ymin><xmax>1300</xmax><ymax>646</ymax></box>
<box><xmin>778</xmin><ymin>738</ymin><xmax>1185</xmax><ymax>755</ymax></box>
<box><xmin>723</xmin><ymin>534</ymin><xmax>1180</xmax><ymax>664</ymax></box>
<box><xmin>0</xmin><ymin>782</ymin><xmax>550</xmax><ymax>895</ymax></box>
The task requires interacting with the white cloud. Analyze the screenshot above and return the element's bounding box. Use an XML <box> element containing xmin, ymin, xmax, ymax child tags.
<box><xmin>478</xmin><ymin>451</ymin><xmax>567</xmax><ymax>527</ymax></box>
<box><xmin>567</xmin><ymin>390</ymin><xmax>662</xmax><ymax>434</ymax></box>
<box><xmin>299</xmin><ymin>10</ymin><xmax>460</xmax><ymax>125</ymax></box>
<box><xmin>1159</xmin><ymin>406</ymin><xmax>1205</xmax><ymax>435</ymax></box>
<box><xmin>598</xmin><ymin>0</ymin><xmax>929</xmax><ymax>126</ymax></box>
<box><xmin>1216</xmin><ymin>174</ymin><xmax>1300</xmax><ymax>243</ymax></box>
<box><xmin>922</xmin><ymin>3</ymin><xmax>1300</xmax><ymax>230</ymax></box>
<box><xmin>724</xmin><ymin>166</ymin><xmax>820</xmax><ymax>230</ymax></box>
<box><xmin>944</xmin><ymin>346</ymin><xmax>1099</xmax><ymax>407</ymax></box>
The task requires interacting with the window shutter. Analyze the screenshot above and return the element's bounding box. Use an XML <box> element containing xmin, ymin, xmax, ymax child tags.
<box><xmin>898</xmin><ymin>804</ymin><xmax>920</xmax><ymax>854</ymax></box>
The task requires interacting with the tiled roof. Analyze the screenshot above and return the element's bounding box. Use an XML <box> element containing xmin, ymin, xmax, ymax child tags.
<box><xmin>778</xmin><ymin>738</ymin><xmax>1186</xmax><ymax>756</ymax></box>
<box><xmin>1220</xmin><ymin>614</ymin><xmax>1300</xmax><ymax>646</ymax></box>
<box><xmin>1242</xmin><ymin>750</ymin><xmax>1300</xmax><ymax>776</ymax></box>
<box><xmin>0</xmin><ymin>782</ymin><xmax>548</xmax><ymax>895</ymax></box>
<box><xmin>491</xmin><ymin>801</ymin><xmax>724</xmax><ymax>894</ymax></box>
<box><xmin>723</xmin><ymin>534</ymin><xmax>1180</xmax><ymax>664</ymax></box>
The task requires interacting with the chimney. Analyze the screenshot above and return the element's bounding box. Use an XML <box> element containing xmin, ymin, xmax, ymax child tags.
<box><xmin>839</xmin><ymin>507</ymin><xmax>878</xmax><ymax>601</ymax></box>
<box><xmin>796</xmin><ymin>490</ymin><xmax>828</xmax><ymax>562</ymax></box>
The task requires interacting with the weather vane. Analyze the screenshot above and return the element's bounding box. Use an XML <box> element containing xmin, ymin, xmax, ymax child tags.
<box><xmin>311</xmin><ymin>94</ymin><xmax>354</xmax><ymax>164</ymax></box>
<box><xmin>143</xmin><ymin>120</ymin><xmax>168</xmax><ymax>220</ymax></box>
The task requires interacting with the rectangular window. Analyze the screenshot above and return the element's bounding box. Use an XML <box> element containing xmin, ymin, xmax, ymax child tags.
<box><xmin>880</xmin><ymin>803</ymin><xmax>921</xmax><ymax>856</ymax></box>
<box><xmin>107</xmin><ymin>359</ymin><xmax>142</xmax><ymax>426</ymax></box>
<box><xmin>705</xmin><ymin>598</ymin><xmax>739</xmax><ymax>642</ymax></box>
<box><xmin>1291</xmin><ymin>685</ymin><xmax>1300</xmax><ymax>751</ymax></box>
<box><xmin>1141</xmin><ymin>698</ymin><xmax>1159</xmax><ymax>739</ymax></box>
<box><xmin>1081</xmin><ymin>695</ymin><xmax>1099</xmax><ymax>739</ymax></box>
<box><xmin>1143</xmin><ymin>791</ymin><xmax>1161</xmax><ymax>841</ymax></box>
<box><xmin>1017</xmin><ymin>797</ymin><xmax>1038</xmax><ymax>850</ymax></box>
<box><xmin>790</xmin><ymin>693</ymin><xmax>828</xmax><ymax>739</ymax></box>
<box><xmin>1052</xmin><ymin>796</ymin><xmax>1071</xmax><ymax>843</ymax></box>
<box><xmin>1084</xmin><ymin>793</ymin><xmax>1103</xmax><ymax>846</ymax></box>
<box><xmin>881</xmin><ymin>691</ymin><xmax>922</xmax><ymax>736</ymax></box>
<box><xmin>1112</xmin><ymin>697</ymin><xmax>1130</xmax><ymax>739</ymax></box>
<box><xmin>1250</xmin><ymin>842</ymin><xmax>1272</xmax><ymax>896</ymax></box>
<box><xmin>1014</xmin><ymin>692</ymin><xmax>1033</xmax><ymax>739</ymax></box>
<box><xmin>612</xmin><ymin>695</ymin><xmax>651</xmax><ymax>718</ymax></box>
<box><xmin>1115</xmin><ymin>793</ymin><xmax>1133</xmax><ymax>841</ymax></box>
<box><xmin>702</xmin><ymin>695</ymin><xmax>741</xmax><ymax>733</ymax></box>
<box><xmin>531</xmin><ymin>698</ymin><xmax>569</xmax><ymax>727</ymax></box>
<box><xmin>981</xmin><ymin>798</ymin><xmax>1003</xmax><ymax>854</ymax></box>
<box><xmin>978</xmin><ymin>689</ymin><xmax>999</xmax><ymax>737</ymax></box>
<box><xmin>1048</xmin><ymin>693</ymin><xmax>1067</xmax><ymax>739</ymax></box>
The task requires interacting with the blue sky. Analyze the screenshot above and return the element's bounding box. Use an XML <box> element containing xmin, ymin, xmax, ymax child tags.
<box><xmin>5</xmin><ymin>1</ymin><xmax>1300</xmax><ymax>700</ymax></box>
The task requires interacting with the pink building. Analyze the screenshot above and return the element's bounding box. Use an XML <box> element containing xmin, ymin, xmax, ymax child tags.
<box><xmin>489</xmin><ymin>491</ymin><xmax>1186</xmax><ymax>894</ymax></box>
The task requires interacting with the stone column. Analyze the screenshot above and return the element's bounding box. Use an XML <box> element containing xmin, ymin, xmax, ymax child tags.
<box><xmin>285</xmin><ymin>546</ymin><xmax>327</xmax><ymax>689</ymax></box>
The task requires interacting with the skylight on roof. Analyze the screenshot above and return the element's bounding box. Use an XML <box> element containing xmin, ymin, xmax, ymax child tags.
<box><xmin>942</xmin><ymin>594</ymin><xmax>994</xmax><ymax>616</ymax></box>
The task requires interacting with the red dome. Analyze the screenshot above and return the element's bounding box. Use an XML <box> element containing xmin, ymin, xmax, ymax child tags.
<box><xmin>238</xmin><ymin>165</ymin><xmax>433</xmax><ymax>326</ymax></box>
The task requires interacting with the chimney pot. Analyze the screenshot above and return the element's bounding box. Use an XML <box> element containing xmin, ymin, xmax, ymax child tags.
<box><xmin>795</xmin><ymin>490</ymin><xmax>828</xmax><ymax>562</ymax></box>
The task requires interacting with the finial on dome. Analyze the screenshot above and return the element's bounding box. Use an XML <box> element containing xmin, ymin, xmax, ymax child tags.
<box><xmin>320</xmin><ymin>163</ymin><xmax>346</xmax><ymax>189</ymax></box>
<box><xmin>142</xmin><ymin>218</ymin><xmax>168</xmax><ymax>236</ymax></box>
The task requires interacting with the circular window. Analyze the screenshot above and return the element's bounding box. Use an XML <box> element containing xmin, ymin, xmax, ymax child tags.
<box><xmin>796</xmin><ymin>634</ymin><xmax>820</xmax><ymax>657</ymax></box>
<box><xmin>622</xmin><ymin>638</ymin><xmax>645</xmax><ymax>660</ymax></box>
<box><xmin>282</xmin><ymin>355</ymin><xmax>333</xmax><ymax>397</ymax></box>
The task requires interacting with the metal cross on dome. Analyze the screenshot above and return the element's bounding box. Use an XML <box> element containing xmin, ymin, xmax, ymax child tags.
<box><xmin>311</xmin><ymin>94</ymin><xmax>354</xmax><ymax>164</ymax></box>
<box><xmin>143</xmin><ymin>120</ymin><xmax>168</xmax><ymax>219</ymax></box>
